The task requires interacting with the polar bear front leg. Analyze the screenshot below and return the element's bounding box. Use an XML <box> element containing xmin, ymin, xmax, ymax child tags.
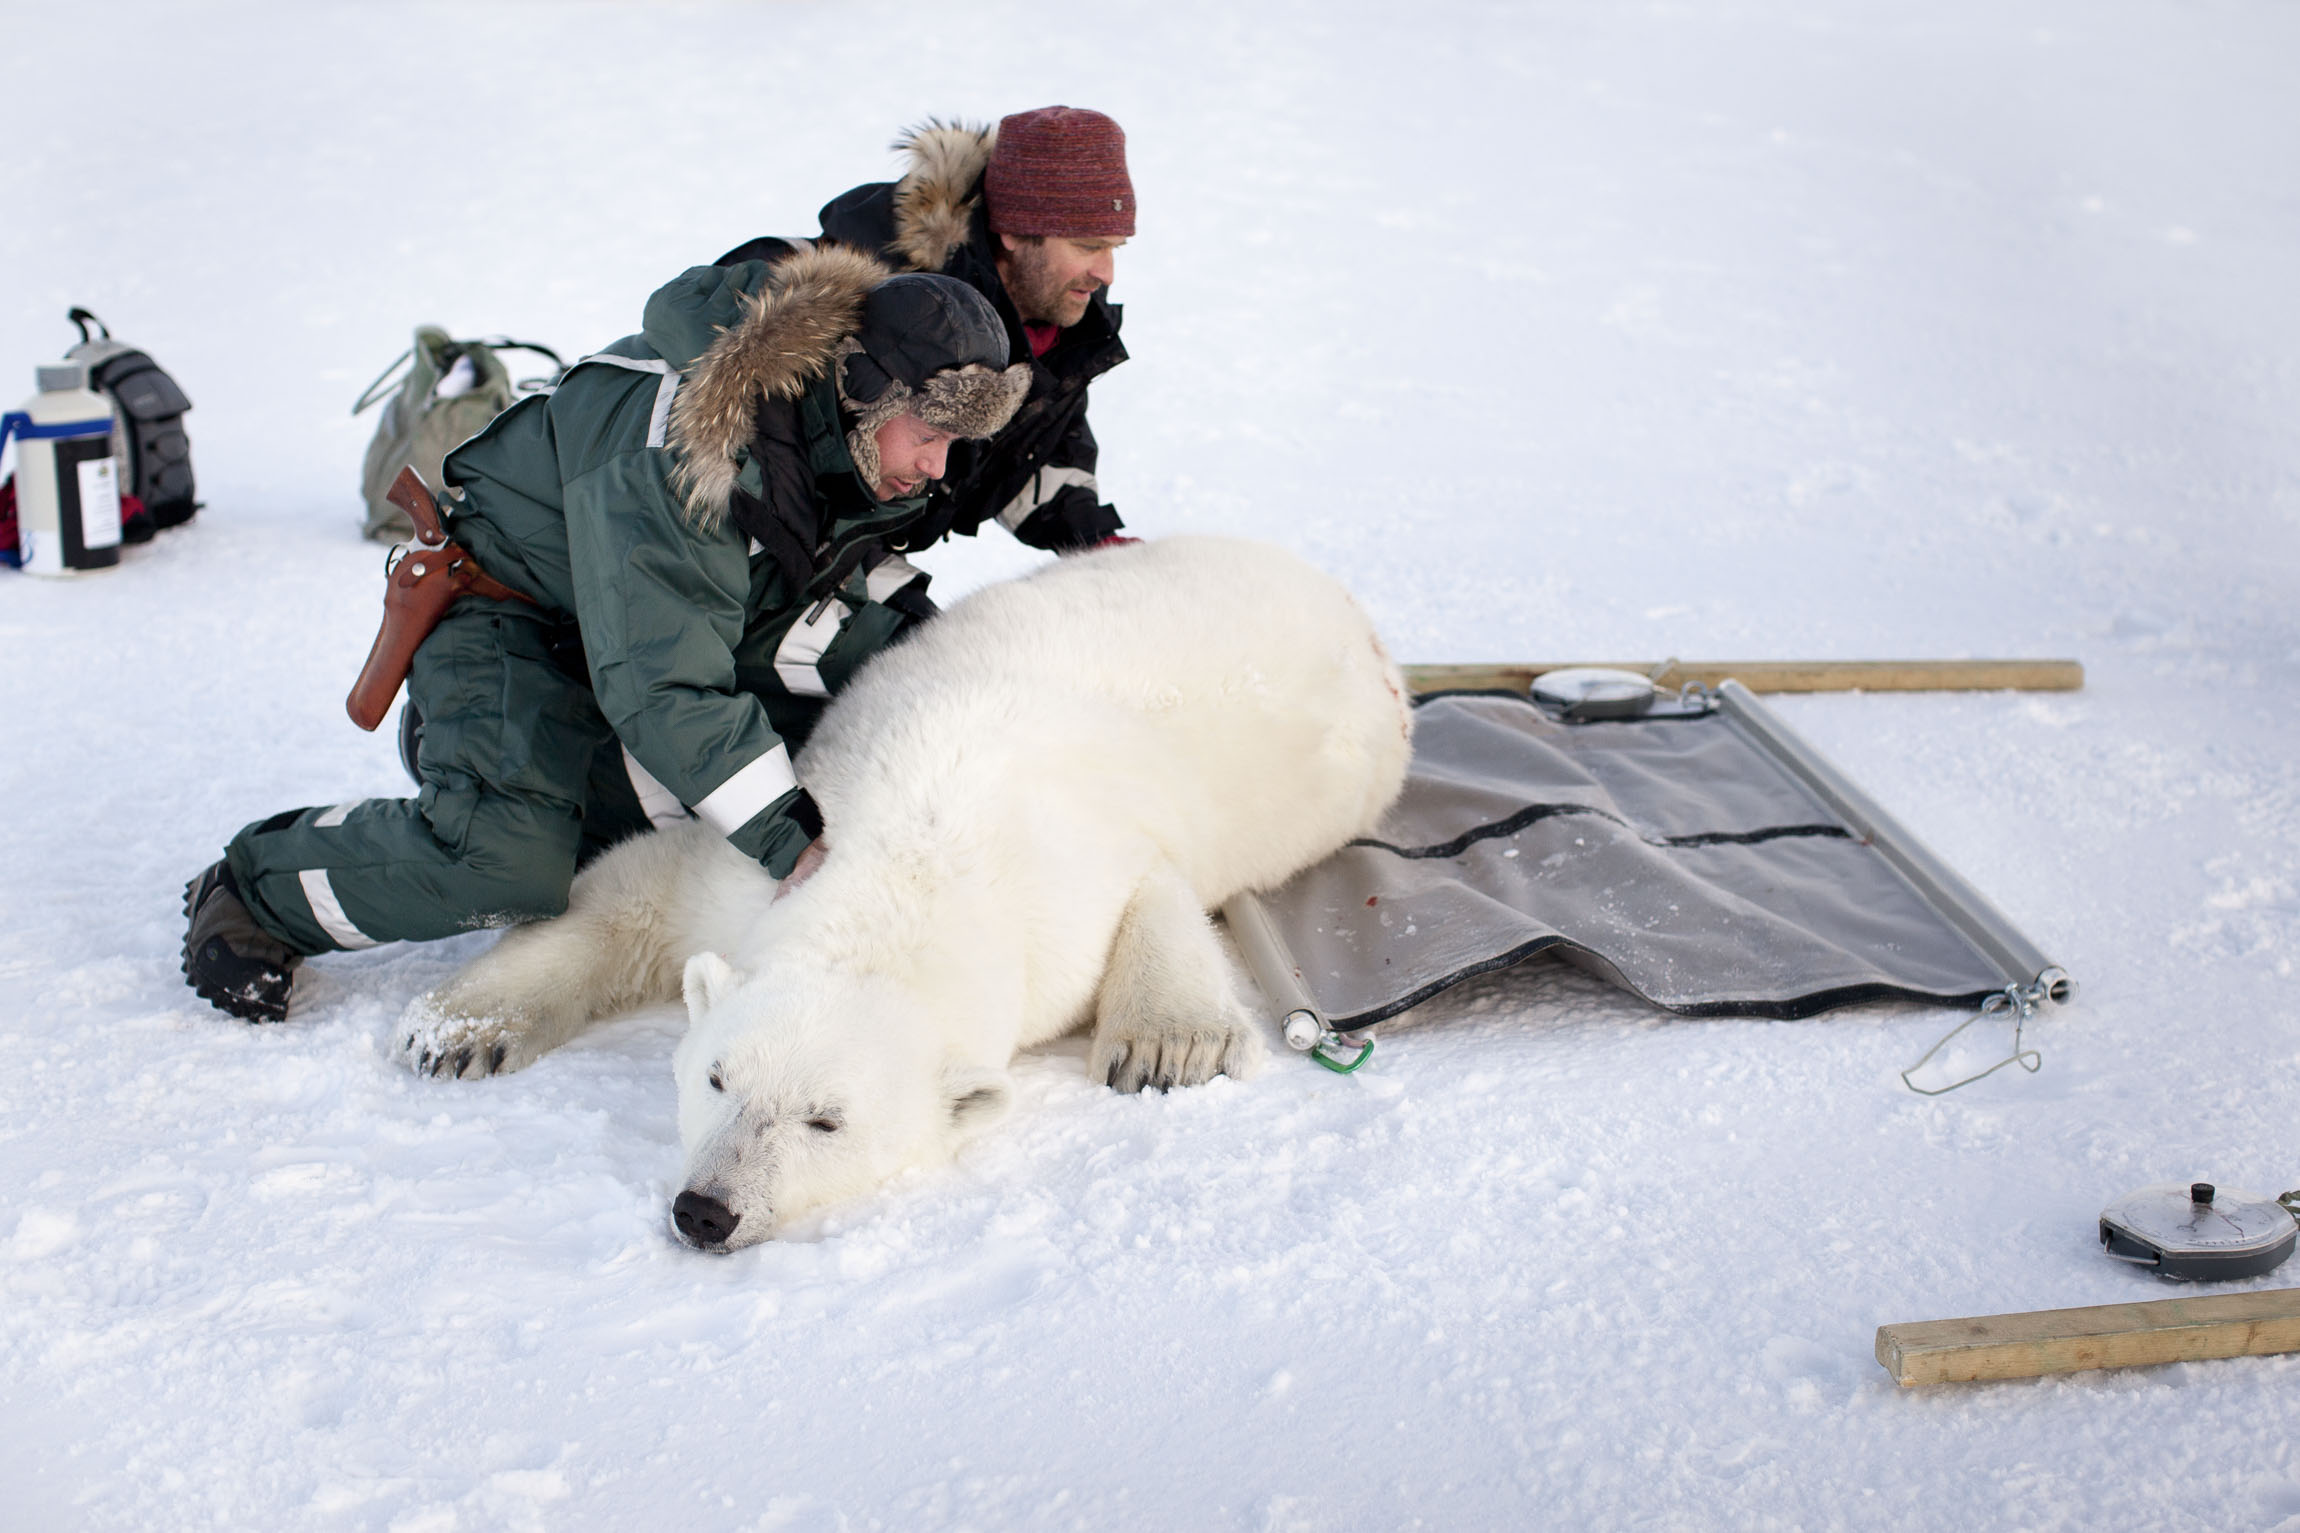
<box><xmin>396</xmin><ymin>826</ymin><xmax>714</xmax><ymax>1078</ymax></box>
<box><xmin>397</xmin><ymin>914</ymin><xmax>618</xmax><ymax>1078</ymax></box>
<box><xmin>1090</xmin><ymin>866</ymin><xmax>1268</xmax><ymax>1093</ymax></box>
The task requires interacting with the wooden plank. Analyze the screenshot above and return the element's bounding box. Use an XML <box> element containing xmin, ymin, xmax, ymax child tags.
<box><xmin>1875</xmin><ymin>1287</ymin><xmax>2300</xmax><ymax>1386</ymax></box>
<box><xmin>1402</xmin><ymin>659</ymin><xmax>2085</xmax><ymax>695</ymax></box>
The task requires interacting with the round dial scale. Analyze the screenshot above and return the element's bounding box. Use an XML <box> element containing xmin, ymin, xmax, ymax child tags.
<box><xmin>2099</xmin><ymin>1181</ymin><xmax>2298</xmax><ymax>1281</ymax></box>
<box><xmin>1530</xmin><ymin>667</ymin><xmax>1658</xmax><ymax>721</ymax></box>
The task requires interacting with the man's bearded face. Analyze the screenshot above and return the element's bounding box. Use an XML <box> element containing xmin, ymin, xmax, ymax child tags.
<box><xmin>997</xmin><ymin>235</ymin><xmax>1124</xmax><ymax>328</ymax></box>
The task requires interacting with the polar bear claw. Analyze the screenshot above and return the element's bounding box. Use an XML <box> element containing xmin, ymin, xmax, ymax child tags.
<box><xmin>1094</xmin><ymin>1015</ymin><xmax>1264</xmax><ymax>1093</ymax></box>
<box><xmin>396</xmin><ymin>999</ymin><xmax>533</xmax><ymax>1079</ymax></box>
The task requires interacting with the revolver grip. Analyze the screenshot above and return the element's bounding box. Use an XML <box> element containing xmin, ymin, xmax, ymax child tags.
<box><xmin>384</xmin><ymin>465</ymin><xmax>446</xmax><ymax>546</ymax></box>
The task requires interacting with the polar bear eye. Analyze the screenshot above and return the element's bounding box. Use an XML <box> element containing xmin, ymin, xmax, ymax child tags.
<box><xmin>806</xmin><ymin>1116</ymin><xmax>841</xmax><ymax>1134</ymax></box>
<box><xmin>708</xmin><ymin>1068</ymin><xmax>725</xmax><ymax>1092</ymax></box>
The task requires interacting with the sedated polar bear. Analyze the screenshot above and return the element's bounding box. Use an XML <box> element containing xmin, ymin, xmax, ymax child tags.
<box><xmin>398</xmin><ymin>537</ymin><xmax>1412</xmax><ymax>1251</ymax></box>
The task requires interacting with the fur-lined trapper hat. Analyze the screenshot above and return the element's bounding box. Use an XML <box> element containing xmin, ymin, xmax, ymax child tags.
<box><xmin>837</xmin><ymin>274</ymin><xmax>1030</xmax><ymax>490</ymax></box>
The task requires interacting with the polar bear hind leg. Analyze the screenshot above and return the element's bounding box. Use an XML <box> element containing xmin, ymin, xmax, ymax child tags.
<box><xmin>1090</xmin><ymin>864</ymin><xmax>1268</xmax><ymax>1093</ymax></box>
<box><xmin>399</xmin><ymin>823</ymin><xmax>763</xmax><ymax>1078</ymax></box>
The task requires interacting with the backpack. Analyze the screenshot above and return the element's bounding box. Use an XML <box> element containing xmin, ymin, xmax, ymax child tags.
<box><xmin>353</xmin><ymin>328</ymin><xmax>562</xmax><ymax>541</ymax></box>
<box><xmin>63</xmin><ymin>307</ymin><xmax>197</xmax><ymax>540</ymax></box>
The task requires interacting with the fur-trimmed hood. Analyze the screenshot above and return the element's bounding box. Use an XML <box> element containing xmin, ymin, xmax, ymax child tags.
<box><xmin>885</xmin><ymin>119</ymin><xmax>996</xmax><ymax>274</ymax></box>
<box><xmin>833</xmin><ymin>273</ymin><xmax>1030</xmax><ymax>491</ymax></box>
<box><xmin>661</xmin><ymin>245</ymin><xmax>893</xmax><ymax>527</ymax></box>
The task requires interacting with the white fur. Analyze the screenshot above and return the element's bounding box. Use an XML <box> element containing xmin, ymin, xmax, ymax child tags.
<box><xmin>398</xmin><ymin>537</ymin><xmax>1412</xmax><ymax>1248</ymax></box>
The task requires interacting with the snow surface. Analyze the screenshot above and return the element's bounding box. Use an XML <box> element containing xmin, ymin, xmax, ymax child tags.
<box><xmin>4</xmin><ymin>0</ymin><xmax>2299</xmax><ymax>1527</ymax></box>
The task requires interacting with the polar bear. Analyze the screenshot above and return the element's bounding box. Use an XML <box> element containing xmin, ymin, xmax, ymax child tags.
<box><xmin>397</xmin><ymin>537</ymin><xmax>1411</xmax><ymax>1250</ymax></box>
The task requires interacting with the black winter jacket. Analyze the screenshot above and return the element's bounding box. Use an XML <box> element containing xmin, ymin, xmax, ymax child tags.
<box><xmin>718</xmin><ymin>123</ymin><xmax>1128</xmax><ymax>553</ymax></box>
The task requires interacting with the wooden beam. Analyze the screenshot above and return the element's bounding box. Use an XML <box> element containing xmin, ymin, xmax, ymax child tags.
<box><xmin>1402</xmin><ymin>659</ymin><xmax>2085</xmax><ymax>696</ymax></box>
<box><xmin>1875</xmin><ymin>1287</ymin><xmax>2300</xmax><ymax>1386</ymax></box>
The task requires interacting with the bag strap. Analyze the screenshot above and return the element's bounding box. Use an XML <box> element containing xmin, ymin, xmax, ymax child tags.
<box><xmin>352</xmin><ymin>336</ymin><xmax>567</xmax><ymax>415</ymax></box>
<box><xmin>67</xmin><ymin>307</ymin><xmax>110</xmax><ymax>345</ymax></box>
<box><xmin>351</xmin><ymin>346</ymin><xmax>417</xmax><ymax>415</ymax></box>
<box><xmin>476</xmin><ymin>337</ymin><xmax>563</xmax><ymax>372</ymax></box>
<box><xmin>475</xmin><ymin>338</ymin><xmax>565</xmax><ymax>392</ymax></box>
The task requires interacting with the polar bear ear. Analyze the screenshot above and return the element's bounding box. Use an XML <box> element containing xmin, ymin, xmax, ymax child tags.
<box><xmin>681</xmin><ymin>952</ymin><xmax>741</xmax><ymax>1022</ymax></box>
<box><xmin>941</xmin><ymin>1063</ymin><xmax>1012</xmax><ymax>1140</ymax></box>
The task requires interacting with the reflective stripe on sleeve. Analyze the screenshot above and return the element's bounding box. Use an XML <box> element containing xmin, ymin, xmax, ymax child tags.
<box><xmin>314</xmin><ymin>801</ymin><xmax>364</xmax><ymax>829</ymax></box>
<box><xmin>772</xmin><ymin>599</ymin><xmax>849</xmax><ymax>699</ymax></box>
<box><xmin>646</xmin><ymin>370</ymin><xmax>680</xmax><ymax>448</ymax></box>
<box><xmin>996</xmin><ymin>465</ymin><xmax>1098</xmax><ymax>531</ymax></box>
<box><xmin>574</xmin><ymin>354</ymin><xmax>683</xmax><ymax>448</ymax></box>
<box><xmin>297</xmin><ymin>868</ymin><xmax>379</xmax><ymax>950</ymax></box>
<box><xmin>693</xmin><ymin>744</ymin><xmax>800</xmax><ymax>838</ymax></box>
<box><xmin>622</xmin><ymin>747</ymin><xmax>694</xmax><ymax>830</ymax></box>
<box><xmin>864</xmin><ymin>554</ymin><xmax>924</xmax><ymax>604</ymax></box>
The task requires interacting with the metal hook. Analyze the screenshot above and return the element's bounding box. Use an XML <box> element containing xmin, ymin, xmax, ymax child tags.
<box><xmin>1900</xmin><ymin>975</ymin><xmax>2052</xmax><ymax>1095</ymax></box>
<box><xmin>1309</xmin><ymin>1030</ymin><xmax>1376</xmax><ymax>1074</ymax></box>
<box><xmin>1284</xmin><ymin>1009</ymin><xmax>1375</xmax><ymax>1073</ymax></box>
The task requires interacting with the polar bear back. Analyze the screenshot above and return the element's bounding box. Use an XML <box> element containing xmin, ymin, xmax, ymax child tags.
<box><xmin>797</xmin><ymin>537</ymin><xmax>1412</xmax><ymax>906</ymax></box>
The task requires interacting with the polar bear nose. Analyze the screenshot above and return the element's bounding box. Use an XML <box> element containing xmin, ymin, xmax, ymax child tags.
<box><xmin>673</xmin><ymin>1189</ymin><xmax>741</xmax><ymax>1248</ymax></box>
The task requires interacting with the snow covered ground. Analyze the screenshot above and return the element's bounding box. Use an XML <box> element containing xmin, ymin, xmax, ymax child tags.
<box><xmin>4</xmin><ymin>0</ymin><xmax>2298</xmax><ymax>1526</ymax></box>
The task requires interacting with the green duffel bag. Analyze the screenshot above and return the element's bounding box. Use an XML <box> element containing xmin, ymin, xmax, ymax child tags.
<box><xmin>353</xmin><ymin>328</ymin><xmax>562</xmax><ymax>541</ymax></box>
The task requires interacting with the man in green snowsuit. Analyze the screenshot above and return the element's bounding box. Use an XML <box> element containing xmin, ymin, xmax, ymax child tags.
<box><xmin>183</xmin><ymin>247</ymin><xmax>1030</xmax><ymax>1024</ymax></box>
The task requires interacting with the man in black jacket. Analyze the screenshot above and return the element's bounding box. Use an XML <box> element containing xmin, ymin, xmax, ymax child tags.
<box><xmin>719</xmin><ymin>106</ymin><xmax>1136</xmax><ymax>556</ymax></box>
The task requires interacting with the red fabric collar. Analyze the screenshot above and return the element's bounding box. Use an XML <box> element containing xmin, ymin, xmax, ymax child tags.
<box><xmin>1022</xmin><ymin>321</ymin><xmax>1060</xmax><ymax>359</ymax></box>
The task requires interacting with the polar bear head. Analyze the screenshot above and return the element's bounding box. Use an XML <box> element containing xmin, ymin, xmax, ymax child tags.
<box><xmin>667</xmin><ymin>951</ymin><xmax>1012</xmax><ymax>1251</ymax></box>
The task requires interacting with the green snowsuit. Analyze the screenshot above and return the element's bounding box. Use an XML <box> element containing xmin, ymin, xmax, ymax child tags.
<box><xmin>229</xmin><ymin>250</ymin><xmax>956</xmax><ymax>955</ymax></box>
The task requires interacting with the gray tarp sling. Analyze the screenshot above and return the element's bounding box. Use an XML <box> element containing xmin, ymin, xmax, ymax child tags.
<box><xmin>1226</xmin><ymin>682</ymin><xmax>2070</xmax><ymax>1055</ymax></box>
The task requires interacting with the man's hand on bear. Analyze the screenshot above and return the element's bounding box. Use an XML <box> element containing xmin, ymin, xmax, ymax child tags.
<box><xmin>776</xmin><ymin>839</ymin><xmax>829</xmax><ymax>901</ymax></box>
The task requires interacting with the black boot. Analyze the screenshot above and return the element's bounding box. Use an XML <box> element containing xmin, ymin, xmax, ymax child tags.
<box><xmin>182</xmin><ymin>860</ymin><xmax>302</xmax><ymax>1022</ymax></box>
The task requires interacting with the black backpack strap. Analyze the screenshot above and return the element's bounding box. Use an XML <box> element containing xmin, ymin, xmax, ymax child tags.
<box><xmin>67</xmin><ymin>307</ymin><xmax>110</xmax><ymax>345</ymax></box>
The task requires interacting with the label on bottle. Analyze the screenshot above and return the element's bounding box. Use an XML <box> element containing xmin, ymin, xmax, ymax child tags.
<box><xmin>77</xmin><ymin>455</ymin><xmax>122</xmax><ymax>550</ymax></box>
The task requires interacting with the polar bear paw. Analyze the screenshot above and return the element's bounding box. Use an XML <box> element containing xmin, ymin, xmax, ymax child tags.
<box><xmin>1092</xmin><ymin>1011</ymin><xmax>1266</xmax><ymax>1094</ymax></box>
<box><xmin>395</xmin><ymin>994</ymin><xmax>546</xmax><ymax>1080</ymax></box>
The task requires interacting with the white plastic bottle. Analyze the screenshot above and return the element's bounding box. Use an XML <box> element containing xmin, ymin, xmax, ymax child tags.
<box><xmin>7</xmin><ymin>363</ymin><xmax>122</xmax><ymax>575</ymax></box>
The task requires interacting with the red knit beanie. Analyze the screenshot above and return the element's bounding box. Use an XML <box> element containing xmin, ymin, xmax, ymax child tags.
<box><xmin>984</xmin><ymin>106</ymin><xmax>1136</xmax><ymax>239</ymax></box>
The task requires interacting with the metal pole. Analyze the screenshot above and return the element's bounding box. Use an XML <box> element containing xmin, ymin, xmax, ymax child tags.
<box><xmin>1222</xmin><ymin>890</ymin><xmax>1329</xmax><ymax>1051</ymax></box>
<box><xmin>1715</xmin><ymin>680</ymin><xmax>2070</xmax><ymax>1001</ymax></box>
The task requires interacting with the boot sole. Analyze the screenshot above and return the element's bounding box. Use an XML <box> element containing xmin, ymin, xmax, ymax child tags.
<box><xmin>181</xmin><ymin>869</ymin><xmax>292</xmax><ymax>1024</ymax></box>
